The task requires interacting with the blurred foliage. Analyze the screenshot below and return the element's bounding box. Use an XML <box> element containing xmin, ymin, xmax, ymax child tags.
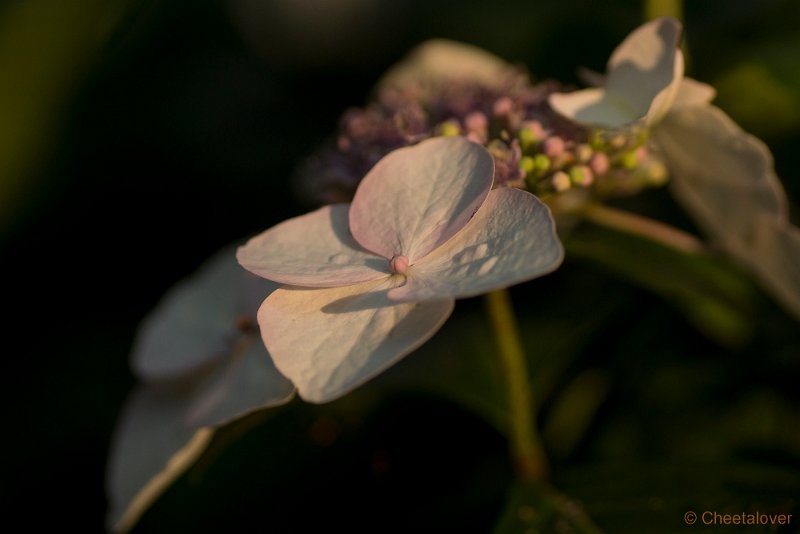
<box><xmin>124</xmin><ymin>266</ymin><xmax>800</xmax><ymax>531</ymax></box>
<box><xmin>715</xmin><ymin>60</ymin><xmax>800</xmax><ymax>139</ymax></box>
<box><xmin>494</xmin><ymin>482</ymin><xmax>602</xmax><ymax>533</ymax></box>
<box><xmin>0</xmin><ymin>0</ymin><xmax>131</xmax><ymax>237</ymax></box>
<box><xmin>566</xmin><ymin>221</ymin><xmax>759</xmax><ymax>347</ymax></box>
<box><xmin>3</xmin><ymin>0</ymin><xmax>800</xmax><ymax>531</ymax></box>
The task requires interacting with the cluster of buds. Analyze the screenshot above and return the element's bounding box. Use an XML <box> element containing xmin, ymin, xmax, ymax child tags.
<box><xmin>296</xmin><ymin>68</ymin><xmax>669</xmax><ymax>206</ymax></box>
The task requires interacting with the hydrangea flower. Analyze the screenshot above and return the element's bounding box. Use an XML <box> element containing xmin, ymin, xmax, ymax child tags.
<box><xmin>238</xmin><ymin>136</ymin><xmax>564</xmax><ymax>402</ymax></box>
<box><xmin>107</xmin><ymin>245</ymin><xmax>295</xmax><ymax>532</ymax></box>
<box><xmin>308</xmin><ymin>21</ymin><xmax>798</xmax><ymax>320</ymax></box>
<box><xmin>295</xmin><ymin>40</ymin><xmax>663</xmax><ymax>206</ymax></box>
<box><xmin>548</xmin><ymin>17</ymin><xmax>800</xmax><ymax>319</ymax></box>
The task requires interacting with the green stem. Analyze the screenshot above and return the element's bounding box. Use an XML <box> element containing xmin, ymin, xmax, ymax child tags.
<box><xmin>644</xmin><ymin>0</ymin><xmax>689</xmax><ymax>69</ymax></box>
<box><xmin>484</xmin><ymin>288</ymin><xmax>549</xmax><ymax>481</ymax></box>
<box><xmin>582</xmin><ymin>202</ymin><xmax>704</xmax><ymax>255</ymax></box>
<box><xmin>644</xmin><ymin>0</ymin><xmax>682</xmax><ymax>20</ymax></box>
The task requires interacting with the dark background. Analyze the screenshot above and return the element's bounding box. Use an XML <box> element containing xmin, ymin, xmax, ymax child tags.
<box><xmin>3</xmin><ymin>0</ymin><xmax>800</xmax><ymax>531</ymax></box>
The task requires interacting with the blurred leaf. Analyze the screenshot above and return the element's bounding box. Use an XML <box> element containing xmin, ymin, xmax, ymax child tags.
<box><xmin>373</xmin><ymin>309</ymin><xmax>508</xmax><ymax>430</ymax></box>
<box><xmin>374</xmin><ymin>274</ymin><xmax>627</xmax><ymax>434</ymax></box>
<box><xmin>714</xmin><ymin>61</ymin><xmax>800</xmax><ymax>138</ymax></box>
<box><xmin>493</xmin><ymin>482</ymin><xmax>602</xmax><ymax>534</ymax></box>
<box><xmin>0</xmin><ymin>0</ymin><xmax>131</xmax><ymax>235</ymax></box>
<box><xmin>566</xmin><ymin>222</ymin><xmax>757</xmax><ymax>347</ymax></box>
<box><xmin>600</xmin><ymin>358</ymin><xmax>800</xmax><ymax>462</ymax></box>
<box><xmin>558</xmin><ymin>462</ymin><xmax>800</xmax><ymax>533</ymax></box>
<box><xmin>134</xmin><ymin>395</ymin><xmax>512</xmax><ymax>532</ymax></box>
<box><xmin>543</xmin><ymin>369</ymin><xmax>610</xmax><ymax>460</ymax></box>
<box><xmin>712</xmin><ymin>31</ymin><xmax>800</xmax><ymax>138</ymax></box>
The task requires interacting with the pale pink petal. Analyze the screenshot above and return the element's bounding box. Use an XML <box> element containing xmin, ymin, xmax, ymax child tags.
<box><xmin>749</xmin><ymin>217</ymin><xmax>800</xmax><ymax>320</ymax></box>
<box><xmin>548</xmin><ymin>17</ymin><xmax>684</xmax><ymax>128</ymax></box>
<box><xmin>548</xmin><ymin>88</ymin><xmax>638</xmax><ymax>128</ymax></box>
<box><xmin>388</xmin><ymin>188</ymin><xmax>563</xmax><ymax>302</ymax></box>
<box><xmin>185</xmin><ymin>340</ymin><xmax>296</xmax><ymax>428</ymax></box>
<box><xmin>237</xmin><ymin>204</ymin><xmax>388</xmax><ymax>287</ymax></box>
<box><xmin>607</xmin><ymin>17</ymin><xmax>684</xmax><ymax>125</ymax></box>
<box><xmin>673</xmin><ymin>78</ymin><xmax>716</xmax><ymax>108</ymax></box>
<box><xmin>108</xmin><ymin>348</ymin><xmax>294</xmax><ymax>531</ymax></box>
<box><xmin>106</xmin><ymin>382</ymin><xmax>215</xmax><ymax>532</ymax></box>
<box><xmin>259</xmin><ymin>278</ymin><xmax>454</xmax><ymax>403</ymax></box>
<box><xmin>378</xmin><ymin>38</ymin><xmax>518</xmax><ymax>91</ymax></box>
<box><xmin>654</xmin><ymin>105</ymin><xmax>787</xmax><ymax>256</ymax></box>
<box><xmin>349</xmin><ymin>136</ymin><xmax>494</xmax><ymax>262</ymax></box>
<box><xmin>133</xmin><ymin>244</ymin><xmax>278</xmax><ymax>379</ymax></box>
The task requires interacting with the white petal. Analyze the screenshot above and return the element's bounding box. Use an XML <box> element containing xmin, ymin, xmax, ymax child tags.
<box><xmin>548</xmin><ymin>87</ymin><xmax>638</xmax><ymax>128</ymax></box>
<box><xmin>606</xmin><ymin>17</ymin><xmax>684</xmax><ymax>125</ymax></box>
<box><xmin>655</xmin><ymin>104</ymin><xmax>788</xmax><ymax>256</ymax></box>
<box><xmin>237</xmin><ymin>204</ymin><xmax>388</xmax><ymax>287</ymax></box>
<box><xmin>378</xmin><ymin>38</ymin><xmax>518</xmax><ymax>91</ymax></box>
<box><xmin>184</xmin><ymin>338</ymin><xmax>296</xmax><ymax>428</ymax></box>
<box><xmin>749</xmin><ymin>217</ymin><xmax>800</xmax><ymax>320</ymax></box>
<box><xmin>673</xmin><ymin>78</ymin><xmax>716</xmax><ymax>108</ymax></box>
<box><xmin>349</xmin><ymin>136</ymin><xmax>494</xmax><ymax>262</ymax></box>
<box><xmin>259</xmin><ymin>278</ymin><xmax>454</xmax><ymax>403</ymax></box>
<box><xmin>549</xmin><ymin>17</ymin><xmax>684</xmax><ymax>128</ymax></box>
<box><xmin>640</xmin><ymin>50</ymin><xmax>684</xmax><ymax>126</ymax></box>
<box><xmin>106</xmin><ymin>381</ymin><xmax>215</xmax><ymax>533</ymax></box>
<box><xmin>659</xmin><ymin>106</ymin><xmax>800</xmax><ymax>321</ymax></box>
<box><xmin>388</xmin><ymin>188</ymin><xmax>564</xmax><ymax>302</ymax></box>
<box><xmin>133</xmin><ymin>244</ymin><xmax>278</xmax><ymax>379</ymax></box>
<box><xmin>107</xmin><ymin>349</ymin><xmax>294</xmax><ymax>532</ymax></box>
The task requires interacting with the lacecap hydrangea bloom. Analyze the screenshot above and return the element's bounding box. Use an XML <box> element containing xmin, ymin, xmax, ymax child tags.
<box><xmin>297</xmin><ymin>18</ymin><xmax>799</xmax><ymax>321</ymax></box>
<box><xmin>238</xmin><ymin>136</ymin><xmax>563</xmax><ymax>402</ymax></box>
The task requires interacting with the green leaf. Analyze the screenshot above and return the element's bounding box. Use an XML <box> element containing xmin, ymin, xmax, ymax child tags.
<box><xmin>543</xmin><ymin>369</ymin><xmax>610</xmax><ymax>460</ymax></box>
<box><xmin>712</xmin><ymin>30</ymin><xmax>800</xmax><ymax>139</ymax></box>
<box><xmin>714</xmin><ymin>61</ymin><xmax>800</xmax><ymax>138</ymax></box>
<box><xmin>373</xmin><ymin>273</ymin><xmax>628</xmax><ymax>434</ymax></box>
<box><xmin>558</xmin><ymin>462</ymin><xmax>800</xmax><ymax>533</ymax></box>
<box><xmin>0</xmin><ymin>0</ymin><xmax>131</xmax><ymax>235</ymax></box>
<box><xmin>493</xmin><ymin>482</ymin><xmax>603</xmax><ymax>534</ymax></box>
<box><xmin>566</xmin><ymin>222</ymin><xmax>758</xmax><ymax>347</ymax></box>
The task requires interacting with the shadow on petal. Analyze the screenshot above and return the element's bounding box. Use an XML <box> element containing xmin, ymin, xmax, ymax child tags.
<box><xmin>321</xmin><ymin>277</ymin><xmax>408</xmax><ymax>313</ymax></box>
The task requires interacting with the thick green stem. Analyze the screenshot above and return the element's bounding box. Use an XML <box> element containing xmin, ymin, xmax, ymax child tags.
<box><xmin>484</xmin><ymin>288</ymin><xmax>549</xmax><ymax>480</ymax></box>
<box><xmin>582</xmin><ymin>202</ymin><xmax>704</xmax><ymax>254</ymax></box>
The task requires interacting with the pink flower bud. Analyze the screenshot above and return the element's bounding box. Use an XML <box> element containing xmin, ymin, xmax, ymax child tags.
<box><xmin>542</xmin><ymin>136</ymin><xmax>565</xmax><ymax>157</ymax></box>
<box><xmin>464</xmin><ymin>111</ymin><xmax>488</xmax><ymax>132</ymax></box>
<box><xmin>389</xmin><ymin>254</ymin><xmax>410</xmax><ymax>275</ymax></box>
<box><xmin>589</xmin><ymin>152</ymin><xmax>610</xmax><ymax>175</ymax></box>
<box><xmin>493</xmin><ymin>97</ymin><xmax>514</xmax><ymax>118</ymax></box>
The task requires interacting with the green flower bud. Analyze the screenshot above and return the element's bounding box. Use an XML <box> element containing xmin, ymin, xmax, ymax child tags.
<box><xmin>437</xmin><ymin>120</ymin><xmax>461</xmax><ymax>137</ymax></box>
<box><xmin>568</xmin><ymin>165</ymin><xmax>594</xmax><ymax>186</ymax></box>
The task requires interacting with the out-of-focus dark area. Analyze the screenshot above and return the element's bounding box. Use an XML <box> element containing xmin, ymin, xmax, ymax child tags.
<box><xmin>3</xmin><ymin>0</ymin><xmax>799</xmax><ymax>531</ymax></box>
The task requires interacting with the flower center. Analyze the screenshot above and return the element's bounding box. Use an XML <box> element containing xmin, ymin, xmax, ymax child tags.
<box><xmin>389</xmin><ymin>254</ymin><xmax>410</xmax><ymax>275</ymax></box>
<box><xmin>299</xmin><ymin>75</ymin><xmax>670</xmax><ymax>204</ymax></box>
